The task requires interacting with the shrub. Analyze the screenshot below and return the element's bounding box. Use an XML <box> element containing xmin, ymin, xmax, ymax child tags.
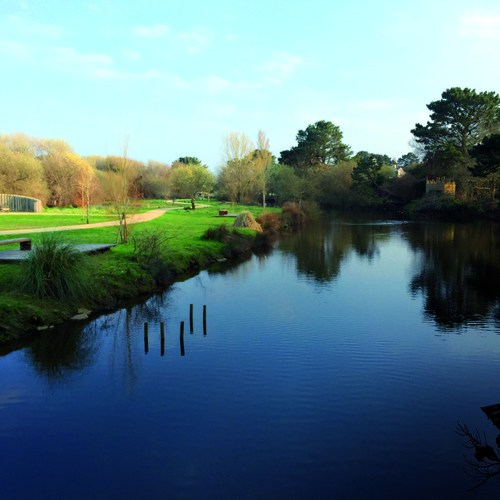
<box><xmin>300</xmin><ymin>200</ymin><xmax>321</xmax><ymax>219</ymax></box>
<box><xmin>201</xmin><ymin>224</ymin><xmax>230</xmax><ymax>242</ymax></box>
<box><xmin>131</xmin><ymin>228</ymin><xmax>175</xmax><ymax>285</ymax></box>
<box><xmin>18</xmin><ymin>233</ymin><xmax>94</xmax><ymax>305</ymax></box>
<box><xmin>281</xmin><ymin>201</ymin><xmax>307</xmax><ymax>229</ymax></box>
<box><xmin>256</xmin><ymin>212</ymin><xmax>281</xmax><ymax>232</ymax></box>
<box><xmin>131</xmin><ymin>228</ymin><xmax>171</xmax><ymax>266</ymax></box>
<box><xmin>201</xmin><ymin>224</ymin><xmax>253</xmax><ymax>258</ymax></box>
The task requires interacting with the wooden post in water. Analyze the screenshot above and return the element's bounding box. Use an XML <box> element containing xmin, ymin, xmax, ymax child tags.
<box><xmin>180</xmin><ymin>321</ymin><xmax>185</xmax><ymax>356</ymax></box>
<box><xmin>190</xmin><ymin>304</ymin><xmax>194</xmax><ymax>333</ymax></box>
<box><xmin>144</xmin><ymin>322</ymin><xmax>149</xmax><ymax>354</ymax></box>
<box><xmin>203</xmin><ymin>305</ymin><xmax>207</xmax><ymax>336</ymax></box>
<box><xmin>160</xmin><ymin>321</ymin><xmax>165</xmax><ymax>356</ymax></box>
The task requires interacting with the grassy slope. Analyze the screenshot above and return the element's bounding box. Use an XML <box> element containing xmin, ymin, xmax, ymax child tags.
<box><xmin>0</xmin><ymin>202</ymin><xmax>277</xmax><ymax>342</ymax></box>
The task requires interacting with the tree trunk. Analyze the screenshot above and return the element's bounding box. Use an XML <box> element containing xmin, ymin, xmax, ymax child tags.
<box><xmin>86</xmin><ymin>190</ymin><xmax>90</xmax><ymax>224</ymax></box>
<box><xmin>191</xmin><ymin>198</ymin><xmax>195</xmax><ymax>210</ymax></box>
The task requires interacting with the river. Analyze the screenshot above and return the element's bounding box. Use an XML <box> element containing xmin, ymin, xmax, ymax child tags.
<box><xmin>1</xmin><ymin>212</ymin><xmax>500</xmax><ymax>499</ymax></box>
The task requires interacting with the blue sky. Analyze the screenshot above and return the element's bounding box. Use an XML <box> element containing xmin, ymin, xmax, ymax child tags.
<box><xmin>1</xmin><ymin>0</ymin><xmax>500</xmax><ymax>169</ymax></box>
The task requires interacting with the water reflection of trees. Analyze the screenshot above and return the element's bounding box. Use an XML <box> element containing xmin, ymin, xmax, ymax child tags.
<box><xmin>278</xmin><ymin>218</ymin><xmax>394</xmax><ymax>284</ymax></box>
<box><xmin>404</xmin><ymin>222</ymin><xmax>500</xmax><ymax>331</ymax></box>
<box><xmin>22</xmin><ymin>320</ymin><xmax>101</xmax><ymax>384</ymax></box>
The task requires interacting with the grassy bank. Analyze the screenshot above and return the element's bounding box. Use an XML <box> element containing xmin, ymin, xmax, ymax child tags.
<box><xmin>0</xmin><ymin>202</ymin><xmax>278</xmax><ymax>343</ymax></box>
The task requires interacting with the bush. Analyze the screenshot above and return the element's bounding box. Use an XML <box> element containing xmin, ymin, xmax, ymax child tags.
<box><xmin>300</xmin><ymin>200</ymin><xmax>321</xmax><ymax>219</ymax></box>
<box><xmin>201</xmin><ymin>224</ymin><xmax>230</xmax><ymax>242</ymax></box>
<box><xmin>256</xmin><ymin>212</ymin><xmax>281</xmax><ymax>232</ymax></box>
<box><xmin>131</xmin><ymin>228</ymin><xmax>171</xmax><ymax>266</ymax></box>
<box><xmin>281</xmin><ymin>201</ymin><xmax>307</xmax><ymax>229</ymax></box>
<box><xmin>18</xmin><ymin>233</ymin><xmax>94</xmax><ymax>305</ymax></box>
<box><xmin>131</xmin><ymin>228</ymin><xmax>175</xmax><ymax>285</ymax></box>
<box><xmin>201</xmin><ymin>224</ymin><xmax>253</xmax><ymax>258</ymax></box>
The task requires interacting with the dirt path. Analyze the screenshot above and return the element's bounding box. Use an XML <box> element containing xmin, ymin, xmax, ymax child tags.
<box><xmin>0</xmin><ymin>207</ymin><xmax>190</xmax><ymax>236</ymax></box>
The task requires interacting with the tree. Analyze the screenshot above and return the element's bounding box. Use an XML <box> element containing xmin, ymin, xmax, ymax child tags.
<box><xmin>176</xmin><ymin>156</ymin><xmax>202</xmax><ymax>165</ymax></box>
<box><xmin>41</xmin><ymin>152</ymin><xmax>84</xmax><ymax>207</ymax></box>
<box><xmin>351</xmin><ymin>156</ymin><xmax>380</xmax><ymax>185</ymax></box>
<box><xmin>397</xmin><ymin>152</ymin><xmax>420</xmax><ymax>169</ymax></box>
<box><xmin>218</xmin><ymin>132</ymin><xmax>257</xmax><ymax>203</ymax></box>
<box><xmin>411</xmin><ymin>87</ymin><xmax>500</xmax><ymax>184</ymax></box>
<box><xmin>279</xmin><ymin>120</ymin><xmax>352</xmax><ymax>176</ymax></box>
<box><xmin>0</xmin><ymin>143</ymin><xmax>48</xmax><ymax>203</ymax></box>
<box><xmin>470</xmin><ymin>134</ymin><xmax>500</xmax><ymax>202</ymax></box>
<box><xmin>169</xmin><ymin>161</ymin><xmax>214</xmax><ymax>209</ymax></box>
<box><xmin>470</xmin><ymin>134</ymin><xmax>500</xmax><ymax>178</ymax></box>
<box><xmin>316</xmin><ymin>160</ymin><xmax>355</xmax><ymax>207</ymax></box>
<box><xmin>253</xmin><ymin>130</ymin><xmax>273</xmax><ymax>209</ymax></box>
<box><xmin>141</xmin><ymin>160</ymin><xmax>170</xmax><ymax>199</ymax></box>
<box><xmin>104</xmin><ymin>136</ymin><xmax>140</xmax><ymax>243</ymax></box>
<box><xmin>75</xmin><ymin>161</ymin><xmax>99</xmax><ymax>223</ymax></box>
<box><xmin>354</xmin><ymin>151</ymin><xmax>393</xmax><ymax>166</ymax></box>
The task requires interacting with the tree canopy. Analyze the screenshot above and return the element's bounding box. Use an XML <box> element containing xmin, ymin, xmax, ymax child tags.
<box><xmin>411</xmin><ymin>87</ymin><xmax>500</xmax><ymax>169</ymax></box>
<box><xmin>397</xmin><ymin>152</ymin><xmax>420</xmax><ymax>169</ymax></box>
<box><xmin>470</xmin><ymin>134</ymin><xmax>500</xmax><ymax>178</ymax></box>
<box><xmin>169</xmin><ymin>162</ymin><xmax>214</xmax><ymax>209</ymax></box>
<box><xmin>279</xmin><ymin>120</ymin><xmax>352</xmax><ymax>176</ymax></box>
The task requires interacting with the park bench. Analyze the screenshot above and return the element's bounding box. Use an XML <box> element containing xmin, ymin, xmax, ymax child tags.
<box><xmin>0</xmin><ymin>238</ymin><xmax>32</xmax><ymax>251</ymax></box>
<box><xmin>0</xmin><ymin>207</ymin><xmax>10</xmax><ymax>212</ymax></box>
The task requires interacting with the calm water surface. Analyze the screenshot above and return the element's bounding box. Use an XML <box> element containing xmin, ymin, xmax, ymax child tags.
<box><xmin>1</xmin><ymin>212</ymin><xmax>500</xmax><ymax>499</ymax></box>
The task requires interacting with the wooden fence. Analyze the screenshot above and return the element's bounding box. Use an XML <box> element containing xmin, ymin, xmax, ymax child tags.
<box><xmin>0</xmin><ymin>194</ymin><xmax>42</xmax><ymax>213</ymax></box>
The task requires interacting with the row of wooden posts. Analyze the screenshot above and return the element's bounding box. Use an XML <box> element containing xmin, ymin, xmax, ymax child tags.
<box><xmin>143</xmin><ymin>304</ymin><xmax>207</xmax><ymax>356</ymax></box>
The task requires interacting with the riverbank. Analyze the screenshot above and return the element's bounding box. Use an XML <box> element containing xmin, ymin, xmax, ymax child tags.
<box><xmin>0</xmin><ymin>203</ymin><xmax>278</xmax><ymax>343</ymax></box>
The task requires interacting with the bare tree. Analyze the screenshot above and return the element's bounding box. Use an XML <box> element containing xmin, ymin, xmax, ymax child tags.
<box><xmin>254</xmin><ymin>130</ymin><xmax>272</xmax><ymax>209</ymax></box>
<box><xmin>75</xmin><ymin>160</ymin><xmax>99</xmax><ymax>223</ymax></box>
<box><xmin>219</xmin><ymin>131</ymin><xmax>257</xmax><ymax>204</ymax></box>
<box><xmin>106</xmin><ymin>135</ymin><xmax>140</xmax><ymax>243</ymax></box>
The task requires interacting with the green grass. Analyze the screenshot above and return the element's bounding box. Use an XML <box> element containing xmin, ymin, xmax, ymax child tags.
<box><xmin>0</xmin><ymin>202</ymin><xmax>280</xmax><ymax>341</ymax></box>
<box><xmin>0</xmin><ymin>214</ymin><xmax>118</xmax><ymax>231</ymax></box>
<box><xmin>41</xmin><ymin>199</ymin><xmax>186</xmax><ymax>215</ymax></box>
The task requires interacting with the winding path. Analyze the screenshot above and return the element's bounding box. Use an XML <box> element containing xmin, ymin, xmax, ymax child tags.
<box><xmin>0</xmin><ymin>207</ymin><xmax>188</xmax><ymax>236</ymax></box>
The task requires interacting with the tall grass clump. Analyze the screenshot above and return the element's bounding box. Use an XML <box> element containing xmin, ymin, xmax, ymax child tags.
<box><xmin>18</xmin><ymin>233</ymin><xmax>94</xmax><ymax>305</ymax></box>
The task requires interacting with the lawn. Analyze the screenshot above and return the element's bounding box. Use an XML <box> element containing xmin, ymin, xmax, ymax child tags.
<box><xmin>0</xmin><ymin>201</ymin><xmax>279</xmax><ymax>341</ymax></box>
<box><xmin>0</xmin><ymin>214</ymin><xmax>118</xmax><ymax>231</ymax></box>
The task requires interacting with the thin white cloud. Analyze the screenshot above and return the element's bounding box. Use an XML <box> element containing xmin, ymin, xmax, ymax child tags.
<box><xmin>127</xmin><ymin>69</ymin><xmax>190</xmax><ymax>90</ymax></box>
<box><xmin>122</xmin><ymin>49</ymin><xmax>140</xmax><ymax>61</ymax></box>
<box><xmin>199</xmin><ymin>103</ymin><xmax>236</xmax><ymax>117</ymax></box>
<box><xmin>0</xmin><ymin>40</ymin><xmax>35</xmax><ymax>61</ymax></box>
<box><xmin>348</xmin><ymin>99</ymin><xmax>397</xmax><ymax>112</ymax></box>
<box><xmin>177</xmin><ymin>28</ymin><xmax>213</xmax><ymax>54</ymax></box>
<box><xmin>133</xmin><ymin>23</ymin><xmax>169</xmax><ymax>39</ymax></box>
<box><xmin>459</xmin><ymin>15</ymin><xmax>500</xmax><ymax>38</ymax></box>
<box><xmin>199</xmin><ymin>75</ymin><xmax>231</xmax><ymax>93</ymax></box>
<box><xmin>7</xmin><ymin>15</ymin><xmax>63</xmax><ymax>37</ymax></box>
<box><xmin>86</xmin><ymin>3</ymin><xmax>101</xmax><ymax>11</ymax></box>
<box><xmin>235</xmin><ymin>81</ymin><xmax>262</xmax><ymax>90</ymax></box>
<box><xmin>261</xmin><ymin>53</ymin><xmax>304</xmax><ymax>84</ymax></box>
<box><xmin>0</xmin><ymin>40</ymin><xmax>115</xmax><ymax>78</ymax></box>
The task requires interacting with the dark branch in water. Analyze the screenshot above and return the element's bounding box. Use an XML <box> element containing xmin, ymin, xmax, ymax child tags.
<box><xmin>456</xmin><ymin>421</ymin><xmax>500</xmax><ymax>491</ymax></box>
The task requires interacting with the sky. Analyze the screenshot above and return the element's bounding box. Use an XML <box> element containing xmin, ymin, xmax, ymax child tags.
<box><xmin>1</xmin><ymin>0</ymin><xmax>500</xmax><ymax>170</ymax></box>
